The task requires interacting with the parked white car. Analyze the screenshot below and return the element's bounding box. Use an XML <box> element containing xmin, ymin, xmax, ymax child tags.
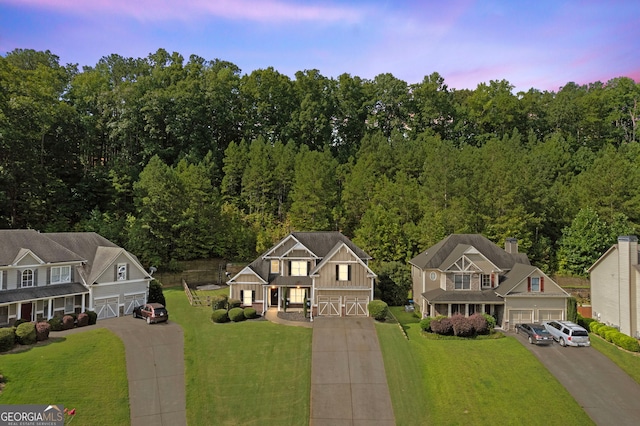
<box><xmin>543</xmin><ymin>320</ymin><xmax>590</xmax><ymax>347</ymax></box>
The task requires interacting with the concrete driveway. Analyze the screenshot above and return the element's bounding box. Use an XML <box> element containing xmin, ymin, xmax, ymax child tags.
<box><xmin>513</xmin><ymin>331</ymin><xmax>640</xmax><ymax>425</ymax></box>
<box><xmin>102</xmin><ymin>315</ymin><xmax>186</xmax><ymax>426</ymax></box>
<box><xmin>310</xmin><ymin>317</ymin><xmax>395</xmax><ymax>426</ymax></box>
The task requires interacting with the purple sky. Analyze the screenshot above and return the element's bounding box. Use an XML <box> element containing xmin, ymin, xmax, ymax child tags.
<box><xmin>1</xmin><ymin>0</ymin><xmax>639</xmax><ymax>92</ymax></box>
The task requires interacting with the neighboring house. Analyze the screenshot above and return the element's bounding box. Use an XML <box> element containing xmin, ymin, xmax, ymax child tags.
<box><xmin>409</xmin><ymin>234</ymin><xmax>569</xmax><ymax>330</ymax></box>
<box><xmin>0</xmin><ymin>230</ymin><xmax>152</xmax><ymax>326</ymax></box>
<box><xmin>588</xmin><ymin>235</ymin><xmax>640</xmax><ymax>339</ymax></box>
<box><xmin>228</xmin><ymin>231</ymin><xmax>376</xmax><ymax>319</ymax></box>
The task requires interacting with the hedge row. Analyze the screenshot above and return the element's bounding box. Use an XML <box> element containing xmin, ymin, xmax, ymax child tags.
<box><xmin>1</xmin><ymin>321</ymin><xmax>52</xmax><ymax>352</ymax></box>
<box><xmin>211</xmin><ymin>307</ymin><xmax>259</xmax><ymax>323</ymax></box>
<box><xmin>421</xmin><ymin>313</ymin><xmax>493</xmax><ymax>337</ymax></box>
<box><xmin>589</xmin><ymin>321</ymin><xmax>640</xmax><ymax>352</ymax></box>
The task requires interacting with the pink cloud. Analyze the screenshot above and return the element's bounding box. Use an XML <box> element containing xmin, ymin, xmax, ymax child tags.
<box><xmin>2</xmin><ymin>0</ymin><xmax>363</xmax><ymax>23</ymax></box>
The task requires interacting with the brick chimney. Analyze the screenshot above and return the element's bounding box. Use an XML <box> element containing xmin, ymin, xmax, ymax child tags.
<box><xmin>504</xmin><ymin>238</ymin><xmax>518</xmax><ymax>254</ymax></box>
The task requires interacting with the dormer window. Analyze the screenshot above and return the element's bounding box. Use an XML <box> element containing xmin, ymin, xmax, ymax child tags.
<box><xmin>270</xmin><ymin>260</ymin><xmax>280</xmax><ymax>274</ymax></box>
<box><xmin>51</xmin><ymin>266</ymin><xmax>71</xmax><ymax>284</ymax></box>
<box><xmin>481</xmin><ymin>274</ymin><xmax>492</xmax><ymax>288</ymax></box>
<box><xmin>117</xmin><ymin>264</ymin><xmax>127</xmax><ymax>281</ymax></box>
<box><xmin>21</xmin><ymin>269</ymin><xmax>34</xmax><ymax>287</ymax></box>
<box><xmin>529</xmin><ymin>276</ymin><xmax>543</xmax><ymax>292</ymax></box>
<box><xmin>290</xmin><ymin>261</ymin><xmax>307</xmax><ymax>276</ymax></box>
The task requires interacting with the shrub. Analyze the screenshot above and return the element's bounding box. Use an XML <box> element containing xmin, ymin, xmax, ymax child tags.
<box><xmin>148</xmin><ymin>280</ymin><xmax>166</xmax><ymax>307</ymax></box>
<box><xmin>597</xmin><ymin>325</ymin><xmax>616</xmax><ymax>339</ymax></box>
<box><xmin>15</xmin><ymin>322</ymin><xmax>37</xmax><ymax>345</ymax></box>
<box><xmin>430</xmin><ymin>316</ymin><xmax>453</xmax><ymax>335</ymax></box>
<box><xmin>211</xmin><ymin>295</ymin><xmax>228</xmax><ymax>311</ymax></box>
<box><xmin>35</xmin><ymin>322</ymin><xmax>51</xmax><ymax>341</ymax></box>
<box><xmin>13</xmin><ymin>318</ymin><xmax>28</xmax><ymax>327</ymax></box>
<box><xmin>76</xmin><ymin>313</ymin><xmax>89</xmax><ymax>327</ymax></box>
<box><xmin>48</xmin><ymin>317</ymin><xmax>63</xmax><ymax>331</ymax></box>
<box><xmin>228</xmin><ymin>307</ymin><xmax>245</xmax><ymax>322</ymax></box>
<box><xmin>577</xmin><ymin>314</ymin><xmax>596</xmax><ymax>330</ymax></box>
<box><xmin>482</xmin><ymin>313</ymin><xmax>496</xmax><ymax>330</ymax></box>
<box><xmin>228</xmin><ymin>298</ymin><xmax>241</xmax><ymax>309</ymax></box>
<box><xmin>469</xmin><ymin>313</ymin><xmax>489</xmax><ymax>335</ymax></box>
<box><xmin>0</xmin><ymin>327</ymin><xmax>16</xmax><ymax>352</ymax></box>
<box><xmin>419</xmin><ymin>317</ymin><xmax>432</xmax><ymax>332</ymax></box>
<box><xmin>604</xmin><ymin>329</ymin><xmax>619</xmax><ymax>343</ymax></box>
<box><xmin>589</xmin><ymin>321</ymin><xmax>603</xmax><ymax>333</ymax></box>
<box><xmin>450</xmin><ymin>314</ymin><xmax>475</xmax><ymax>337</ymax></box>
<box><xmin>613</xmin><ymin>333</ymin><xmax>640</xmax><ymax>352</ymax></box>
<box><xmin>368</xmin><ymin>300</ymin><xmax>389</xmax><ymax>321</ymax></box>
<box><xmin>211</xmin><ymin>309</ymin><xmax>229</xmax><ymax>323</ymax></box>
<box><xmin>62</xmin><ymin>315</ymin><xmax>75</xmax><ymax>330</ymax></box>
<box><xmin>85</xmin><ymin>310</ymin><xmax>98</xmax><ymax>325</ymax></box>
<box><xmin>243</xmin><ymin>307</ymin><xmax>257</xmax><ymax>319</ymax></box>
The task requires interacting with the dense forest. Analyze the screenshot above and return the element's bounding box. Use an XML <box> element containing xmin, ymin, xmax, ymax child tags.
<box><xmin>1</xmin><ymin>48</ymin><xmax>639</xmax><ymax>276</ymax></box>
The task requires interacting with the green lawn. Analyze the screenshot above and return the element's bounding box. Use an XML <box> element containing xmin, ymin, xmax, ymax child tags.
<box><xmin>165</xmin><ymin>288</ymin><xmax>312</xmax><ymax>426</ymax></box>
<box><xmin>0</xmin><ymin>329</ymin><xmax>129</xmax><ymax>425</ymax></box>
<box><xmin>591</xmin><ymin>334</ymin><xmax>640</xmax><ymax>384</ymax></box>
<box><xmin>378</xmin><ymin>307</ymin><xmax>594</xmax><ymax>425</ymax></box>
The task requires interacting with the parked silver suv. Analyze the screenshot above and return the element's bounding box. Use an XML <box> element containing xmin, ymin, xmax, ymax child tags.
<box><xmin>543</xmin><ymin>320</ymin><xmax>590</xmax><ymax>347</ymax></box>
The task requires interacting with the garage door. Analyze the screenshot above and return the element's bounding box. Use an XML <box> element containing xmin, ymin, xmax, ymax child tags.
<box><xmin>508</xmin><ymin>309</ymin><xmax>533</xmax><ymax>330</ymax></box>
<box><xmin>124</xmin><ymin>293</ymin><xmax>146</xmax><ymax>315</ymax></box>
<box><xmin>95</xmin><ymin>297</ymin><xmax>119</xmax><ymax>319</ymax></box>
<box><xmin>345</xmin><ymin>297</ymin><xmax>368</xmax><ymax>316</ymax></box>
<box><xmin>539</xmin><ymin>310</ymin><xmax>563</xmax><ymax>322</ymax></box>
<box><xmin>318</xmin><ymin>296</ymin><xmax>341</xmax><ymax>316</ymax></box>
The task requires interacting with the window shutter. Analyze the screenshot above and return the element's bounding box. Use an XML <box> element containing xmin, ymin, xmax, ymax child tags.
<box><xmin>348</xmin><ymin>265</ymin><xmax>352</xmax><ymax>281</ymax></box>
<box><xmin>307</xmin><ymin>262</ymin><xmax>311</xmax><ymax>276</ymax></box>
<box><xmin>114</xmin><ymin>265</ymin><xmax>118</xmax><ymax>281</ymax></box>
<box><xmin>2</xmin><ymin>271</ymin><xmax>6</xmax><ymax>289</ymax></box>
<box><xmin>288</xmin><ymin>261</ymin><xmax>291</xmax><ymax>276</ymax></box>
<box><xmin>527</xmin><ymin>277</ymin><xmax>531</xmax><ymax>292</ymax></box>
<box><xmin>540</xmin><ymin>276</ymin><xmax>544</xmax><ymax>292</ymax></box>
<box><xmin>47</xmin><ymin>268</ymin><xmax>51</xmax><ymax>285</ymax></box>
<box><xmin>70</xmin><ymin>267</ymin><xmax>74</xmax><ymax>282</ymax></box>
<box><xmin>17</xmin><ymin>270</ymin><xmax>20</xmax><ymax>285</ymax></box>
<box><xmin>491</xmin><ymin>274</ymin><xmax>495</xmax><ymax>288</ymax></box>
<box><xmin>34</xmin><ymin>269</ymin><xmax>38</xmax><ymax>286</ymax></box>
<box><xmin>240</xmin><ymin>290</ymin><xmax>244</xmax><ymax>302</ymax></box>
<box><xmin>336</xmin><ymin>265</ymin><xmax>339</xmax><ymax>279</ymax></box>
<box><xmin>252</xmin><ymin>291</ymin><xmax>255</xmax><ymax>302</ymax></box>
<box><xmin>126</xmin><ymin>264</ymin><xmax>129</xmax><ymax>280</ymax></box>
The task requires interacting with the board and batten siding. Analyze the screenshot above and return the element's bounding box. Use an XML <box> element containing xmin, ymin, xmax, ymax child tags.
<box><xmin>314</xmin><ymin>252</ymin><xmax>371</xmax><ymax>290</ymax></box>
<box><xmin>230</xmin><ymin>273</ymin><xmax>264</xmax><ymax>299</ymax></box>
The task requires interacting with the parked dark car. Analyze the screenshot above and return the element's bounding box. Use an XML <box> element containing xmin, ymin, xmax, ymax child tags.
<box><xmin>515</xmin><ymin>323</ymin><xmax>554</xmax><ymax>345</ymax></box>
<box><xmin>133</xmin><ymin>303</ymin><xmax>169</xmax><ymax>324</ymax></box>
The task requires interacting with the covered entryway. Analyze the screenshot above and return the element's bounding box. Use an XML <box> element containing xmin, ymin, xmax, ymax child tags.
<box><xmin>95</xmin><ymin>296</ymin><xmax>119</xmax><ymax>319</ymax></box>
<box><xmin>124</xmin><ymin>292</ymin><xmax>146</xmax><ymax>315</ymax></box>
<box><xmin>539</xmin><ymin>309</ymin><xmax>563</xmax><ymax>322</ymax></box>
<box><xmin>20</xmin><ymin>302</ymin><xmax>33</xmax><ymax>321</ymax></box>
<box><xmin>345</xmin><ymin>296</ymin><xmax>368</xmax><ymax>316</ymax></box>
<box><xmin>318</xmin><ymin>296</ymin><xmax>341</xmax><ymax>316</ymax></box>
<box><xmin>270</xmin><ymin>287</ymin><xmax>278</xmax><ymax>307</ymax></box>
<box><xmin>508</xmin><ymin>309</ymin><xmax>533</xmax><ymax>329</ymax></box>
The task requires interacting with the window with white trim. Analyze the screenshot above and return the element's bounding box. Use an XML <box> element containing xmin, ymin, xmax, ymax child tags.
<box><xmin>454</xmin><ymin>274</ymin><xmax>470</xmax><ymax>290</ymax></box>
<box><xmin>51</xmin><ymin>266</ymin><xmax>71</xmax><ymax>284</ymax></box>
<box><xmin>290</xmin><ymin>288</ymin><xmax>305</xmax><ymax>303</ymax></box>
<box><xmin>21</xmin><ymin>269</ymin><xmax>34</xmax><ymax>287</ymax></box>
<box><xmin>290</xmin><ymin>261</ymin><xmax>307</xmax><ymax>276</ymax></box>
<box><xmin>0</xmin><ymin>306</ymin><xmax>8</xmax><ymax>325</ymax></box>
<box><xmin>530</xmin><ymin>277</ymin><xmax>540</xmax><ymax>292</ymax></box>
<box><xmin>270</xmin><ymin>260</ymin><xmax>280</xmax><ymax>274</ymax></box>
<box><xmin>117</xmin><ymin>264</ymin><xmax>127</xmax><ymax>281</ymax></box>
<box><xmin>337</xmin><ymin>264</ymin><xmax>351</xmax><ymax>281</ymax></box>
<box><xmin>481</xmin><ymin>274</ymin><xmax>492</xmax><ymax>288</ymax></box>
<box><xmin>242</xmin><ymin>290</ymin><xmax>253</xmax><ymax>306</ymax></box>
<box><xmin>65</xmin><ymin>296</ymin><xmax>74</xmax><ymax>314</ymax></box>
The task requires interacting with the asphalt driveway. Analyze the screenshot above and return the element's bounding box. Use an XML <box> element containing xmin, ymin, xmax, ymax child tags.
<box><xmin>512</xmin><ymin>331</ymin><xmax>640</xmax><ymax>425</ymax></box>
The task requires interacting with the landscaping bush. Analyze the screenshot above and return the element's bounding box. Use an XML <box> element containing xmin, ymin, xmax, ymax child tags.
<box><xmin>15</xmin><ymin>322</ymin><xmax>37</xmax><ymax>345</ymax></box>
<box><xmin>450</xmin><ymin>314</ymin><xmax>475</xmax><ymax>337</ymax></box>
<box><xmin>604</xmin><ymin>329</ymin><xmax>619</xmax><ymax>343</ymax></box>
<box><xmin>430</xmin><ymin>316</ymin><xmax>453</xmax><ymax>335</ymax></box>
<box><xmin>577</xmin><ymin>314</ymin><xmax>595</xmax><ymax>330</ymax></box>
<box><xmin>612</xmin><ymin>333</ymin><xmax>640</xmax><ymax>352</ymax></box>
<box><xmin>62</xmin><ymin>315</ymin><xmax>75</xmax><ymax>330</ymax></box>
<box><xmin>211</xmin><ymin>309</ymin><xmax>229</xmax><ymax>323</ymax></box>
<box><xmin>243</xmin><ymin>307</ymin><xmax>257</xmax><ymax>319</ymax></box>
<box><xmin>35</xmin><ymin>322</ymin><xmax>51</xmax><ymax>341</ymax></box>
<box><xmin>419</xmin><ymin>317</ymin><xmax>432</xmax><ymax>332</ymax></box>
<box><xmin>13</xmin><ymin>318</ymin><xmax>28</xmax><ymax>327</ymax></box>
<box><xmin>148</xmin><ymin>279</ymin><xmax>166</xmax><ymax>307</ymax></box>
<box><xmin>85</xmin><ymin>310</ymin><xmax>98</xmax><ymax>325</ymax></box>
<box><xmin>0</xmin><ymin>327</ymin><xmax>16</xmax><ymax>352</ymax></box>
<box><xmin>228</xmin><ymin>298</ymin><xmax>241</xmax><ymax>309</ymax></box>
<box><xmin>482</xmin><ymin>313</ymin><xmax>496</xmax><ymax>330</ymax></box>
<box><xmin>77</xmin><ymin>313</ymin><xmax>89</xmax><ymax>327</ymax></box>
<box><xmin>469</xmin><ymin>313</ymin><xmax>489</xmax><ymax>335</ymax></box>
<box><xmin>597</xmin><ymin>325</ymin><xmax>616</xmax><ymax>339</ymax></box>
<box><xmin>228</xmin><ymin>307</ymin><xmax>245</xmax><ymax>322</ymax></box>
<box><xmin>48</xmin><ymin>317</ymin><xmax>63</xmax><ymax>331</ymax></box>
<box><xmin>589</xmin><ymin>321</ymin><xmax>603</xmax><ymax>334</ymax></box>
<box><xmin>211</xmin><ymin>294</ymin><xmax>228</xmax><ymax>311</ymax></box>
<box><xmin>368</xmin><ymin>300</ymin><xmax>389</xmax><ymax>321</ymax></box>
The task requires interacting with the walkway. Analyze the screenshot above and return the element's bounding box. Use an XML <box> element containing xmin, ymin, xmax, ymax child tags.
<box><xmin>309</xmin><ymin>317</ymin><xmax>395</xmax><ymax>426</ymax></box>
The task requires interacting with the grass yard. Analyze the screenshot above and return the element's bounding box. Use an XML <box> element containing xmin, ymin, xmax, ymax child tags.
<box><xmin>165</xmin><ymin>288</ymin><xmax>312</xmax><ymax>426</ymax></box>
<box><xmin>0</xmin><ymin>329</ymin><xmax>129</xmax><ymax>425</ymax></box>
<box><xmin>378</xmin><ymin>307</ymin><xmax>594</xmax><ymax>426</ymax></box>
<box><xmin>591</xmin><ymin>334</ymin><xmax>640</xmax><ymax>384</ymax></box>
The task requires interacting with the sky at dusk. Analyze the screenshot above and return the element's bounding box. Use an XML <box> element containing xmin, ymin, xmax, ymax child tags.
<box><xmin>1</xmin><ymin>0</ymin><xmax>639</xmax><ymax>92</ymax></box>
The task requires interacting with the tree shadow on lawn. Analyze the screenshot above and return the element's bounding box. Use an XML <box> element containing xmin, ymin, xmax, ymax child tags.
<box><xmin>2</xmin><ymin>336</ymin><xmax>68</xmax><ymax>355</ymax></box>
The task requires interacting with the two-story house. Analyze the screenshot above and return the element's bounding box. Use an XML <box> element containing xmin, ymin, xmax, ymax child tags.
<box><xmin>409</xmin><ymin>234</ymin><xmax>569</xmax><ymax>329</ymax></box>
<box><xmin>0</xmin><ymin>230</ymin><xmax>152</xmax><ymax>325</ymax></box>
<box><xmin>228</xmin><ymin>231</ymin><xmax>376</xmax><ymax>319</ymax></box>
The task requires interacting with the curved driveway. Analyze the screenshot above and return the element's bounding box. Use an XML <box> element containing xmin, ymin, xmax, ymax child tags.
<box><xmin>102</xmin><ymin>316</ymin><xmax>186</xmax><ymax>426</ymax></box>
<box><xmin>513</xmin><ymin>331</ymin><xmax>640</xmax><ymax>425</ymax></box>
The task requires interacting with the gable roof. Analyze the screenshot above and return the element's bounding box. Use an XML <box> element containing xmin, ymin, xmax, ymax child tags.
<box><xmin>0</xmin><ymin>230</ymin><xmax>85</xmax><ymax>266</ymax></box>
<box><xmin>495</xmin><ymin>263</ymin><xmax>569</xmax><ymax>297</ymax></box>
<box><xmin>409</xmin><ymin>234</ymin><xmax>529</xmax><ymax>271</ymax></box>
<box><xmin>310</xmin><ymin>241</ymin><xmax>377</xmax><ymax>278</ymax></box>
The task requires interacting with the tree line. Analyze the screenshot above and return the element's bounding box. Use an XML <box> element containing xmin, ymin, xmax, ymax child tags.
<box><xmin>1</xmin><ymin>48</ymin><xmax>639</xmax><ymax>275</ymax></box>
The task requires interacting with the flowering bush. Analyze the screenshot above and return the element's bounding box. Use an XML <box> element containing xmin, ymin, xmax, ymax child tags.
<box><xmin>430</xmin><ymin>316</ymin><xmax>453</xmax><ymax>335</ymax></box>
<box><xmin>35</xmin><ymin>321</ymin><xmax>51</xmax><ymax>341</ymax></box>
<box><xmin>468</xmin><ymin>313</ymin><xmax>489</xmax><ymax>335</ymax></box>
<box><xmin>450</xmin><ymin>314</ymin><xmax>475</xmax><ymax>337</ymax></box>
<box><xmin>76</xmin><ymin>313</ymin><xmax>89</xmax><ymax>327</ymax></box>
<box><xmin>61</xmin><ymin>315</ymin><xmax>75</xmax><ymax>330</ymax></box>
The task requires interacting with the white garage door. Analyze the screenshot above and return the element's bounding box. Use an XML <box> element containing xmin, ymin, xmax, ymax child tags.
<box><xmin>508</xmin><ymin>309</ymin><xmax>533</xmax><ymax>330</ymax></box>
<box><xmin>539</xmin><ymin>310</ymin><xmax>563</xmax><ymax>322</ymax></box>
<box><xmin>318</xmin><ymin>296</ymin><xmax>341</xmax><ymax>316</ymax></box>
<box><xmin>345</xmin><ymin>297</ymin><xmax>368</xmax><ymax>316</ymax></box>
<box><xmin>95</xmin><ymin>297</ymin><xmax>119</xmax><ymax>319</ymax></box>
<box><xmin>124</xmin><ymin>293</ymin><xmax>146</xmax><ymax>315</ymax></box>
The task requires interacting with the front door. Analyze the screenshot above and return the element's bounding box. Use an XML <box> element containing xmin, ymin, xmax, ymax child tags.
<box><xmin>270</xmin><ymin>288</ymin><xmax>278</xmax><ymax>307</ymax></box>
<box><xmin>21</xmin><ymin>302</ymin><xmax>33</xmax><ymax>321</ymax></box>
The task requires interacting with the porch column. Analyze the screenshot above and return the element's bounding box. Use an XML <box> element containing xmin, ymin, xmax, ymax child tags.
<box><xmin>447</xmin><ymin>304</ymin><xmax>452</xmax><ymax>316</ymax></box>
<box><xmin>48</xmin><ymin>298</ymin><xmax>53</xmax><ymax>320</ymax></box>
<box><xmin>81</xmin><ymin>295</ymin><xmax>86</xmax><ymax>313</ymax></box>
<box><xmin>465</xmin><ymin>303</ymin><xmax>469</xmax><ymax>317</ymax></box>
